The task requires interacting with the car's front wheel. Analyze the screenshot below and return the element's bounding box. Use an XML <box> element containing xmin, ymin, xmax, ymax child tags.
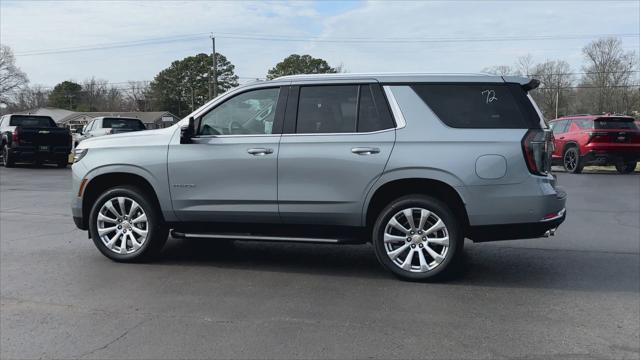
<box><xmin>89</xmin><ymin>186</ymin><xmax>168</xmax><ymax>262</ymax></box>
<box><xmin>372</xmin><ymin>195</ymin><xmax>463</xmax><ymax>281</ymax></box>
<box><xmin>615</xmin><ymin>161</ymin><xmax>636</xmax><ymax>174</ymax></box>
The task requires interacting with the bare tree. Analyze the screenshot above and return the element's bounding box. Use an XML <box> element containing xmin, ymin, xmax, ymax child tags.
<box><xmin>516</xmin><ymin>54</ymin><xmax>534</xmax><ymax>77</ymax></box>
<box><xmin>105</xmin><ymin>86</ymin><xmax>123</xmax><ymax>111</ymax></box>
<box><xmin>481</xmin><ymin>65</ymin><xmax>518</xmax><ymax>76</ymax></box>
<box><xmin>124</xmin><ymin>81</ymin><xmax>151</xmax><ymax>111</ymax></box>
<box><xmin>12</xmin><ymin>85</ymin><xmax>50</xmax><ymax>110</ymax></box>
<box><xmin>81</xmin><ymin>77</ymin><xmax>109</xmax><ymax>111</ymax></box>
<box><xmin>580</xmin><ymin>37</ymin><xmax>638</xmax><ymax>114</ymax></box>
<box><xmin>530</xmin><ymin>60</ymin><xmax>574</xmax><ymax>119</ymax></box>
<box><xmin>0</xmin><ymin>45</ymin><xmax>29</xmax><ymax>106</ymax></box>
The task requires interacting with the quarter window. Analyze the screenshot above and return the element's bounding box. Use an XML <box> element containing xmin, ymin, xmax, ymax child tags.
<box><xmin>357</xmin><ymin>85</ymin><xmax>394</xmax><ymax>132</ymax></box>
<box><xmin>199</xmin><ymin>88</ymin><xmax>280</xmax><ymax>135</ymax></box>
<box><xmin>296</xmin><ymin>85</ymin><xmax>358</xmax><ymax>133</ymax></box>
<box><xmin>412</xmin><ymin>84</ymin><xmax>530</xmax><ymax>129</ymax></box>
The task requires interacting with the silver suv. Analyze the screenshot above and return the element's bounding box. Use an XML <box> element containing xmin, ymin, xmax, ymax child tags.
<box><xmin>71</xmin><ymin>73</ymin><xmax>566</xmax><ymax>281</ymax></box>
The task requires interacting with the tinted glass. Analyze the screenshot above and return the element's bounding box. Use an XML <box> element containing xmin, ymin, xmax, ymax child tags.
<box><xmin>297</xmin><ymin>85</ymin><xmax>357</xmax><ymax>133</ymax></box>
<box><xmin>595</xmin><ymin>119</ymin><xmax>638</xmax><ymax>130</ymax></box>
<box><xmin>9</xmin><ymin>115</ymin><xmax>56</xmax><ymax>127</ymax></box>
<box><xmin>412</xmin><ymin>84</ymin><xmax>529</xmax><ymax>129</ymax></box>
<box><xmin>200</xmin><ymin>88</ymin><xmax>280</xmax><ymax>135</ymax></box>
<box><xmin>102</xmin><ymin>118</ymin><xmax>145</xmax><ymax>130</ymax></box>
<box><xmin>574</xmin><ymin>119</ymin><xmax>593</xmax><ymax>129</ymax></box>
<box><xmin>357</xmin><ymin>85</ymin><xmax>394</xmax><ymax>132</ymax></box>
<box><xmin>551</xmin><ymin>120</ymin><xmax>569</xmax><ymax>134</ymax></box>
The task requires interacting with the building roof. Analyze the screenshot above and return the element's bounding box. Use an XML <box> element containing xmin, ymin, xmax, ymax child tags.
<box><xmin>16</xmin><ymin>107</ymin><xmax>76</xmax><ymax>122</ymax></box>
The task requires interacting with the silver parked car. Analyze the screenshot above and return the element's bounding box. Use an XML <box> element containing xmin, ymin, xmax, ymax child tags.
<box><xmin>71</xmin><ymin>73</ymin><xmax>566</xmax><ymax>281</ymax></box>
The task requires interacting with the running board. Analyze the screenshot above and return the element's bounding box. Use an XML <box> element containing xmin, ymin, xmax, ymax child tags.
<box><xmin>171</xmin><ymin>230</ymin><xmax>343</xmax><ymax>244</ymax></box>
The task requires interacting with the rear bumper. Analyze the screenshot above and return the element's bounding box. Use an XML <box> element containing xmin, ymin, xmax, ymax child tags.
<box><xmin>467</xmin><ymin>211</ymin><xmax>566</xmax><ymax>242</ymax></box>
<box><xmin>8</xmin><ymin>145</ymin><xmax>71</xmax><ymax>162</ymax></box>
<box><xmin>581</xmin><ymin>149</ymin><xmax>640</xmax><ymax>165</ymax></box>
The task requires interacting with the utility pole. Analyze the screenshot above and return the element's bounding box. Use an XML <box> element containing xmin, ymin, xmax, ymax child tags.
<box><xmin>210</xmin><ymin>34</ymin><xmax>218</xmax><ymax>99</ymax></box>
<box><xmin>555</xmin><ymin>77</ymin><xmax>560</xmax><ymax>119</ymax></box>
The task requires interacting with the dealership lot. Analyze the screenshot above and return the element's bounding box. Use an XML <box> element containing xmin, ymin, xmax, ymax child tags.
<box><xmin>1</xmin><ymin>167</ymin><xmax>638</xmax><ymax>359</ymax></box>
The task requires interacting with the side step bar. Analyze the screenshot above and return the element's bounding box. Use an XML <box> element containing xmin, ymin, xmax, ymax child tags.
<box><xmin>171</xmin><ymin>230</ymin><xmax>343</xmax><ymax>244</ymax></box>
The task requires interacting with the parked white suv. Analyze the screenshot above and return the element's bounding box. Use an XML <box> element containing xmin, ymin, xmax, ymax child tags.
<box><xmin>75</xmin><ymin>117</ymin><xmax>146</xmax><ymax>146</ymax></box>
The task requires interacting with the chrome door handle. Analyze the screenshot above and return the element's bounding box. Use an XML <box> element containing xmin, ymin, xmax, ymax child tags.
<box><xmin>247</xmin><ymin>148</ymin><xmax>274</xmax><ymax>156</ymax></box>
<box><xmin>351</xmin><ymin>147</ymin><xmax>380</xmax><ymax>155</ymax></box>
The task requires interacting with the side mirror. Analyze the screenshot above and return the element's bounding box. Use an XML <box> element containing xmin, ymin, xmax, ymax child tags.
<box><xmin>76</xmin><ymin>128</ymin><xmax>83</xmax><ymax>135</ymax></box>
<box><xmin>180</xmin><ymin>117</ymin><xmax>195</xmax><ymax>144</ymax></box>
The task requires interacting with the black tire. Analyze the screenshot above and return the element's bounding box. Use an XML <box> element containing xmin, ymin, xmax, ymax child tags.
<box><xmin>89</xmin><ymin>186</ymin><xmax>168</xmax><ymax>262</ymax></box>
<box><xmin>2</xmin><ymin>144</ymin><xmax>15</xmax><ymax>168</ymax></box>
<box><xmin>615</xmin><ymin>161</ymin><xmax>636</xmax><ymax>174</ymax></box>
<box><xmin>563</xmin><ymin>147</ymin><xmax>583</xmax><ymax>174</ymax></box>
<box><xmin>372</xmin><ymin>194</ymin><xmax>464</xmax><ymax>281</ymax></box>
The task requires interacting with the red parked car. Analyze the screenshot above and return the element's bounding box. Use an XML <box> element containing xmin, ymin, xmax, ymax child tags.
<box><xmin>549</xmin><ymin>115</ymin><xmax>640</xmax><ymax>174</ymax></box>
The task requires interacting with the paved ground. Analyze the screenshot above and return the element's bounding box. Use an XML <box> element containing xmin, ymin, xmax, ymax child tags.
<box><xmin>1</xmin><ymin>165</ymin><xmax>638</xmax><ymax>359</ymax></box>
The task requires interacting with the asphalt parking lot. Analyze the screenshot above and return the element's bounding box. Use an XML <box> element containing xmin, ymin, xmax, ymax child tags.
<box><xmin>1</xmin><ymin>166</ymin><xmax>638</xmax><ymax>359</ymax></box>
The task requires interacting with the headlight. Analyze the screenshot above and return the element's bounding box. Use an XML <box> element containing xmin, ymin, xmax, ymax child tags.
<box><xmin>73</xmin><ymin>148</ymin><xmax>88</xmax><ymax>163</ymax></box>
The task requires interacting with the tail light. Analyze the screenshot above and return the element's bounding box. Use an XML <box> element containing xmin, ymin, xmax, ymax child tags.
<box><xmin>522</xmin><ymin>129</ymin><xmax>553</xmax><ymax>176</ymax></box>
<box><xmin>11</xmin><ymin>128</ymin><xmax>19</xmax><ymax>144</ymax></box>
<box><xmin>587</xmin><ymin>131</ymin><xmax>608</xmax><ymax>143</ymax></box>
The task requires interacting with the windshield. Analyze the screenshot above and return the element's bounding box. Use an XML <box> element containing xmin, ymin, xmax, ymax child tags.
<box><xmin>595</xmin><ymin>118</ymin><xmax>638</xmax><ymax>130</ymax></box>
<box><xmin>102</xmin><ymin>118</ymin><xmax>145</xmax><ymax>130</ymax></box>
<box><xmin>9</xmin><ymin>115</ymin><xmax>56</xmax><ymax>127</ymax></box>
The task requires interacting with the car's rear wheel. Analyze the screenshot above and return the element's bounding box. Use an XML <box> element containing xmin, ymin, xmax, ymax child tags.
<box><xmin>372</xmin><ymin>195</ymin><xmax>463</xmax><ymax>281</ymax></box>
<box><xmin>563</xmin><ymin>147</ymin><xmax>583</xmax><ymax>174</ymax></box>
<box><xmin>615</xmin><ymin>161</ymin><xmax>636</xmax><ymax>174</ymax></box>
<box><xmin>2</xmin><ymin>144</ymin><xmax>15</xmax><ymax>168</ymax></box>
<box><xmin>89</xmin><ymin>186</ymin><xmax>168</xmax><ymax>262</ymax></box>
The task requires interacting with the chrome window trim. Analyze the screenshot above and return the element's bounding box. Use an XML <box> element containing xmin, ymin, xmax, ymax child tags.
<box><xmin>383</xmin><ymin>85</ymin><xmax>407</xmax><ymax>129</ymax></box>
<box><xmin>193</xmin><ymin>134</ymin><xmax>282</xmax><ymax>139</ymax></box>
<box><xmin>281</xmin><ymin>128</ymin><xmax>394</xmax><ymax>137</ymax></box>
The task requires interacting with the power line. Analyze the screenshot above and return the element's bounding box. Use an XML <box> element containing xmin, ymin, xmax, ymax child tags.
<box><xmin>14</xmin><ymin>32</ymin><xmax>640</xmax><ymax>57</ymax></box>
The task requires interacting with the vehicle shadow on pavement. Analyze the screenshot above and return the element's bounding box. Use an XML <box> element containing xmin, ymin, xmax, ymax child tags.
<box><xmin>156</xmin><ymin>237</ymin><xmax>639</xmax><ymax>292</ymax></box>
<box><xmin>158</xmin><ymin>237</ymin><xmax>389</xmax><ymax>280</ymax></box>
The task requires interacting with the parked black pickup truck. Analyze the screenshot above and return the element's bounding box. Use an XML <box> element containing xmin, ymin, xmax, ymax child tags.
<box><xmin>0</xmin><ymin>114</ymin><xmax>72</xmax><ymax>168</ymax></box>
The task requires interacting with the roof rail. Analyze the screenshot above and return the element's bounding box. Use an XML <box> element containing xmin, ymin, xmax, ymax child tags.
<box><xmin>274</xmin><ymin>72</ymin><xmax>494</xmax><ymax>80</ymax></box>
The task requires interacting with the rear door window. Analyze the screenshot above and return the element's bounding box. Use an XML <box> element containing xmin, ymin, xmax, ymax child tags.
<box><xmin>574</xmin><ymin>119</ymin><xmax>593</xmax><ymax>129</ymax></box>
<box><xmin>296</xmin><ymin>85</ymin><xmax>358</xmax><ymax>133</ymax></box>
<box><xmin>411</xmin><ymin>84</ymin><xmax>534</xmax><ymax>129</ymax></box>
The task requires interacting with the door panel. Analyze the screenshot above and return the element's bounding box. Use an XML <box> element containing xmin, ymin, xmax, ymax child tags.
<box><xmin>167</xmin><ymin>86</ymin><xmax>286</xmax><ymax>223</ymax></box>
<box><xmin>278</xmin><ymin>130</ymin><xmax>394</xmax><ymax>226</ymax></box>
<box><xmin>168</xmin><ymin>135</ymin><xmax>280</xmax><ymax>222</ymax></box>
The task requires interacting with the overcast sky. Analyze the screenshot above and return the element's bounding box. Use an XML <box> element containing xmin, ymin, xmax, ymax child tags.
<box><xmin>1</xmin><ymin>0</ymin><xmax>638</xmax><ymax>88</ymax></box>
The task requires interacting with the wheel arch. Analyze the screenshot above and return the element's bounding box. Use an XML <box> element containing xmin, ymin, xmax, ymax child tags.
<box><xmin>562</xmin><ymin>141</ymin><xmax>579</xmax><ymax>154</ymax></box>
<box><xmin>364</xmin><ymin>176</ymin><xmax>469</xmax><ymax>235</ymax></box>
<box><xmin>82</xmin><ymin>171</ymin><xmax>165</xmax><ymax>229</ymax></box>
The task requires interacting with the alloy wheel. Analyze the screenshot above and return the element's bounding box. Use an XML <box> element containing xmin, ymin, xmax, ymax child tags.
<box><xmin>564</xmin><ymin>149</ymin><xmax>577</xmax><ymax>171</ymax></box>
<box><xmin>383</xmin><ymin>207</ymin><xmax>450</xmax><ymax>273</ymax></box>
<box><xmin>96</xmin><ymin>196</ymin><xmax>149</xmax><ymax>254</ymax></box>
